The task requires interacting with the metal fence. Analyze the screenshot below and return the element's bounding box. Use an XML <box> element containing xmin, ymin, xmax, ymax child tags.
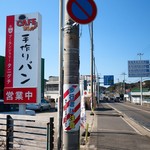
<box><xmin>0</xmin><ymin>115</ymin><xmax>54</xmax><ymax>150</ymax></box>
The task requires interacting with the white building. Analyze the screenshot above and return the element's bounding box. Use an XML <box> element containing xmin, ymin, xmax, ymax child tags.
<box><xmin>44</xmin><ymin>76</ymin><xmax>59</xmax><ymax>102</ymax></box>
<box><xmin>126</xmin><ymin>88</ymin><xmax>150</xmax><ymax>104</ymax></box>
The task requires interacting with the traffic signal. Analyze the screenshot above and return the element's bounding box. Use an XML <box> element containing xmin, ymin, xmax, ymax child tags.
<box><xmin>84</xmin><ymin>80</ymin><xmax>87</xmax><ymax>90</ymax></box>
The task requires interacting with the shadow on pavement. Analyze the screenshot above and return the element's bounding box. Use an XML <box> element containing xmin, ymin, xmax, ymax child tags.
<box><xmin>90</xmin><ymin>131</ymin><xmax>138</xmax><ymax>136</ymax></box>
<box><xmin>95</xmin><ymin>107</ymin><xmax>113</xmax><ymax>111</ymax></box>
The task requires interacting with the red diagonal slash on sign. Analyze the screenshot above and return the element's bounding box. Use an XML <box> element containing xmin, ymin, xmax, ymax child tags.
<box><xmin>74</xmin><ymin>0</ymin><xmax>91</xmax><ymax>18</ymax></box>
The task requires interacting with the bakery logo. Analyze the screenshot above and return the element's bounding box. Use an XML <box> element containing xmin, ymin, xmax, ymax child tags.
<box><xmin>16</xmin><ymin>14</ymin><xmax>38</xmax><ymax>31</ymax></box>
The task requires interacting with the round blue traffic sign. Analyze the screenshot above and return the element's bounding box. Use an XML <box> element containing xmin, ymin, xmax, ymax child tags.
<box><xmin>67</xmin><ymin>0</ymin><xmax>97</xmax><ymax>24</ymax></box>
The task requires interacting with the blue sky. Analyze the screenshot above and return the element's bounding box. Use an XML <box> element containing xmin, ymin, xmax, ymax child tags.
<box><xmin>0</xmin><ymin>0</ymin><xmax>150</xmax><ymax>85</ymax></box>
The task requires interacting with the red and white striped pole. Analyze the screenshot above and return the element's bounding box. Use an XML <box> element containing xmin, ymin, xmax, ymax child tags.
<box><xmin>63</xmin><ymin>85</ymin><xmax>81</xmax><ymax>131</ymax></box>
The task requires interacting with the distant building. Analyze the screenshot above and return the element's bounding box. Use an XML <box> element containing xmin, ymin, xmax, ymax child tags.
<box><xmin>125</xmin><ymin>88</ymin><xmax>150</xmax><ymax>104</ymax></box>
<box><xmin>44</xmin><ymin>75</ymin><xmax>100</xmax><ymax>105</ymax></box>
<box><xmin>130</xmin><ymin>88</ymin><xmax>150</xmax><ymax>104</ymax></box>
<box><xmin>80</xmin><ymin>75</ymin><xmax>98</xmax><ymax>98</ymax></box>
<box><xmin>44</xmin><ymin>76</ymin><xmax>59</xmax><ymax>102</ymax></box>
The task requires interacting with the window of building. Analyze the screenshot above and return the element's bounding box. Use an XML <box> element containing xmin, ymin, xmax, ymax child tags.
<box><xmin>46</xmin><ymin>84</ymin><xmax>58</xmax><ymax>91</ymax></box>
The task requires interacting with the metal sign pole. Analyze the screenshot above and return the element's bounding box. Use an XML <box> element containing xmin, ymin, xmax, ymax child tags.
<box><xmin>90</xmin><ymin>22</ymin><xmax>94</xmax><ymax>115</ymax></box>
<box><xmin>58</xmin><ymin>0</ymin><xmax>64</xmax><ymax>149</ymax></box>
<box><xmin>137</xmin><ymin>53</ymin><xmax>144</xmax><ymax>105</ymax></box>
<box><xmin>140</xmin><ymin>77</ymin><xmax>143</xmax><ymax>106</ymax></box>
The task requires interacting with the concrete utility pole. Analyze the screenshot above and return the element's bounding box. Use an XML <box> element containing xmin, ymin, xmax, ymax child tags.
<box><xmin>137</xmin><ymin>53</ymin><xmax>144</xmax><ymax>105</ymax></box>
<box><xmin>63</xmin><ymin>0</ymin><xmax>80</xmax><ymax>149</ymax></box>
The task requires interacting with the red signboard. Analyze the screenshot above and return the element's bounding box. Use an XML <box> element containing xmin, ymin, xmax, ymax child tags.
<box><xmin>5</xmin><ymin>16</ymin><xmax>15</xmax><ymax>87</ymax></box>
<box><xmin>4</xmin><ymin>88</ymin><xmax>36</xmax><ymax>104</ymax></box>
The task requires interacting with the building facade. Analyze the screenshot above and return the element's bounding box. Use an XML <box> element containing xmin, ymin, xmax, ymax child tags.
<box><xmin>44</xmin><ymin>76</ymin><xmax>59</xmax><ymax>102</ymax></box>
<box><xmin>44</xmin><ymin>75</ymin><xmax>99</xmax><ymax>103</ymax></box>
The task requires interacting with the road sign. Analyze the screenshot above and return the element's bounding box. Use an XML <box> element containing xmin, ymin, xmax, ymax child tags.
<box><xmin>128</xmin><ymin>60</ymin><xmax>150</xmax><ymax>77</ymax></box>
<box><xmin>104</xmin><ymin>75</ymin><xmax>114</xmax><ymax>86</ymax></box>
<box><xmin>67</xmin><ymin>0</ymin><xmax>97</xmax><ymax>24</ymax></box>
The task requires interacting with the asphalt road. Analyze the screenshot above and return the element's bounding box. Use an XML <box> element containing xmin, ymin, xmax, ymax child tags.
<box><xmin>108</xmin><ymin>102</ymin><xmax>150</xmax><ymax>131</ymax></box>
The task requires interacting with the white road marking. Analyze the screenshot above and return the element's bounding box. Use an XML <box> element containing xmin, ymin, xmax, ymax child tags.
<box><xmin>122</xmin><ymin>117</ymin><xmax>142</xmax><ymax>135</ymax></box>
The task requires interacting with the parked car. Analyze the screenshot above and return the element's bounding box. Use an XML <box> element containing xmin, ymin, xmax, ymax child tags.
<box><xmin>0</xmin><ymin>99</ymin><xmax>18</xmax><ymax>112</ymax></box>
<box><xmin>26</xmin><ymin>99</ymin><xmax>51</xmax><ymax>111</ymax></box>
<box><xmin>49</xmin><ymin>98</ymin><xmax>55</xmax><ymax>108</ymax></box>
<box><xmin>114</xmin><ymin>97</ymin><xmax>120</xmax><ymax>102</ymax></box>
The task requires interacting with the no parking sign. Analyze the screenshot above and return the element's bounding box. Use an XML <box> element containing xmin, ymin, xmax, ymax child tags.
<box><xmin>67</xmin><ymin>0</ymin><xmax>97</xmax><ymax>24</ymax></box>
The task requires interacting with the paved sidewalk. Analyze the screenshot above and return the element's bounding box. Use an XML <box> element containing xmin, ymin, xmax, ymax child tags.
<box><xmin>80</xmin><ymin>103</ymin><xmax>150</xmax><ymax>150</ymax></box>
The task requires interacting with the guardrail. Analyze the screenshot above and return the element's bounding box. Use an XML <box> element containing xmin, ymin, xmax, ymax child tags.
<box><xmin>0</xmin><ymin>115</ymin><xmax>54</xmax><ymax>150</ymax></box>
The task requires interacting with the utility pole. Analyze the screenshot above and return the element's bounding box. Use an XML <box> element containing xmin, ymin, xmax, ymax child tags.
<box><xmin>137</xmin><ymin>53</ymin><xmax>144</xmax><ymax>105</ymax></box>
<box><xmin>90</xmin><ymin>22</ymin><xmax>94</xmax><ymax>115</ymax></box>
<box><xmin>121</xmin><ymin>72</ymin><xmax>126</xmax><ymax>95</ymax></box>
<box><xmin>97</xmin><ymin>73</ymin><xmax>100</xmax><ymax>104</ymax></box>
<box><xmin>117</xmin><ymin>78</ymin><xmax>121</xmax><ymax>94</ymax></box>
<box><xmin>93</xmin><ymin>57</ymin><xmax>96</xmax><ymax>97</ymax></box>
<box><xmin>58</xmin><ymin>0</ymin><xmax>64</xmax><ymax>149</ymax></box>
<box><xmin>63</xmin><ymin>0</ymin><xmax>80</xmax><ymax>149</ymax></box>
